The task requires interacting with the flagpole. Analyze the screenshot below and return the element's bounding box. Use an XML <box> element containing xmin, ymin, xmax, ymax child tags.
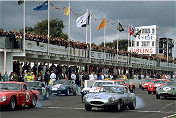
<box><xmin>104</xmin><ymin>17</ymin><xmax>106</xmax><ymax>62</ymax></box>
<box><xmin>68</xmin><ymin>3</ymin><xmax>70</xmax><ymax>57</ymax></box>
<box><xmin>89</xmin><ymin>11</ymin><xmax>92</xmax><ymax>60</ymax></box>
<box><xmin>48</xmin><ymin>0</ymin><xmax>50</xmax><ymax>56</ymax></box>
<box><xmin>23</xmin><ymin>0</ymin><xmax>25</xmax><ymax>52</ymax></box>
<box><xmin>86</xmin><ymin>9</ymin><xmax>88</xmax><ymax>44</ymax></box>
<box><xmin>127</xmin><ymin>24</ymin><xmax>130</xmax><ymax>64</ymax></box>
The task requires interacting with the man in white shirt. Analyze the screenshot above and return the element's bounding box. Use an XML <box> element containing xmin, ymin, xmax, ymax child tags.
<box><xmin>89</xmin><ymin>72</ymin><xmax>95</xmax><ymax>80</ymax></box>
<box><xmin>71</xmin><ymin>72</ymin><xmax>76</xmax><ymax>83</ymax></box>
<box><xmin>50</xmin><ymin>71</ymin><xmax>56</xmax><ymax>85</ymax></box>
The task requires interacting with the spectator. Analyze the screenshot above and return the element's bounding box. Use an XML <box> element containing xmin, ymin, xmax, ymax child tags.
<box><xmin>44</xmin><ymin>71</ymin><xmax>50</xmax><ymax>86</ymax></box>
<box><xmin>89</xmin><ymin>72</ymin><xmax>95</xmax><ymax>80</ymax></box>
<box><xmin>50</xmin><ymin>71</ymin><xmax>56</xmax><ymax>85</ymax></box>
<box><xmin>2</xmin><ymin>71</ymin><xmax>8</xmax><ymax>81</ymax></box>
<box><xmin>71</xmin><ymin>72</ymin><xmax>76</xmax><ymax>82</ymax></box>
<box><xmin>75</xmin><ymin>72</ymin><xmax>80</xmax><ymax>86</ymax></box>
<box><xmin>0</xmin><ymin>72</ymin><xmax>2</xmax><ymax>81</ymax></box>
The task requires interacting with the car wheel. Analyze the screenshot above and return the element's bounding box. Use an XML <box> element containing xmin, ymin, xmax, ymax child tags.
<box><xmin>73</xmin><ymin>89</ymin><xmax>78</xmax><ymax>96</ymax></box>
<box><xmin>128</xmin><ymin>99</ymin><xmax>136</xmax><ymax>110</ymax></box>
<box><xmin>116</xmin><ymin>101</ymin><xmax>121</xmax><ymax>111</ymax></box>
<box><xmin>156</xmin><ymin>95</ymin><xmax>160</xmax><ymax>99</ymax></box>
<box><xmin>148</xmin><ymin>91</ymin><xmax>151</xmax><ymax>94</ymax></box>
<box><xmin>65</xmin><ymin>89</ymin><xmax>70</xmax><ymax>96</ymax></box>
<box><xmin>142</xmin><ymin>88</ymin><xmax>144</xmax><ymax>90</ymax></box>
<box><xmin>9</xmin><ymin>97</ymin><xmax>16</xmax><ymax>110</ymax></box>
<box><xmin>43</xmin><ymin>89</ymin><xmax>50</xmax><ymax>100</ymax></box>
<box><xmin>30</xmin><ymin>95</ymin><xmax>37</xmax><ymax>108</ymax></box>
<box><xmin>139</xmin><ymin>85</ymin><xmax>141</xmax><ymax>89</ymax></box>
<box><xmin>164</xmin><ymin>96</ymin><xmax>167</xmax><ymax>99</ymax></box>
<box><xmin>85</xmin><ymin>105</ymin><xmax>92</xmax><ymax>111</ymax></box>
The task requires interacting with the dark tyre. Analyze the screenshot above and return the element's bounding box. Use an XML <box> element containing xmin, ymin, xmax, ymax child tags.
<box><xmin>148</xmin><ymin>91</ymin><xmax>151</xmax><ymax>94</ymax></box>
<box><xmin>164</xmin><ymin>96</ymin><xmax>167</xmax><ymax>99</ymax></box>
<box><xmin>9</xmin><ymin>97</ymin><xmax>16</xmax><ymax>110</ymax></box>
<box><xmin>65</xmin><ymin>89</ymin><xmax>70</xmax><ymax>96</ymax></box>
<box><xmin>85</xmin><ymin>105</ymin><xmax>92</xmax><ymax>111</ymax></box>
<box><xmin>30</xmin><ymin>95</ymin><xmax>37</xmax><ymax>108</ymax></box>
<box><xmin>142</xmin><ymin>87</ymin><xmax>144</xmax><ymax>90</ymax></box>
<box><xmin>156</xmin><ymin>95</ymin><xmax>160</xmax><ymax>99</ymax></box>
<box><xmin>43</xmin><ymin>89</ymin><xmax>50</xmax><ymax>100</ymax></box>
<box><xmin>116</xmin><ymin>101</ymin><xmax>121</xmax><ymax>111</ymax></box>
<box><xmin>128</xmin><ymin>99</ymin><xmax>136</xmax><ymax>110</ymax></box>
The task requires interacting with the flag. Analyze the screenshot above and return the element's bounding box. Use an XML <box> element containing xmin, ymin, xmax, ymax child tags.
<box><xmin>82</xmin><ymin>14</ymin><xmax>90</xmax><ymax>27</ymax></box>
<box><xmin>129</xmin><ymin>26</ymin><xmax>135</xmax><ymax>36</ymax></box>
<box><xmin>33</xmin><ymin>1</ymin><xmax>48</xmax><ymax>11</ymax></box>
<box><xmin>117</xmin><ymin>22</ymin><xmax>125</xmax><ymax>32</ymax></box>
<box><xmin>133</xmin><ymin>30</ymin><xmax>141</xmax><ymax>37</ymax></box>
<box><xmin>97</xmin><ymin>18</ymin><xmax>107</xmax><ymax>30</ymax></box>
<box><xmin>64</xmin><ymin>5</ymin><xmax>70</xmax><ymax>16</ymax></box>
<box><xmin>76</xmin><ymin>12</ymin><xmax>88</xmax><ymax>27</ymax></box>
<box><xmin>18</xmin><ymin>0</ymin><xmax>24</xmax><ymax>5</ymax></box>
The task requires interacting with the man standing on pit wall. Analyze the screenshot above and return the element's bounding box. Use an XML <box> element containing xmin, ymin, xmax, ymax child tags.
<box><xmin>2</xmin><ymin>71</ymin><xmax>8</xmax><ymax>81</ymax></box>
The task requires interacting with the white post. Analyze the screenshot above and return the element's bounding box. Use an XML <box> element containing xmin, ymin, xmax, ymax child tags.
<box><xmin>86</xmin><ymin>9</ymin><xmax>88</xmax><ymax>44</ymax></box>
<box><xmin>117</xmin><ymin>30</ymin><xmax>119</xmax><ymax>64</ymax></box>
<box><xmin>89</xmin><ymin>11</ymin><xmax>92</xmax><ymax>60</ymax></box>
<box><xmin>23</xmin><ymin>0</ymin><xmax>25</xmax><ymax>52</ymax></box>
<box><xmin>68</xmin><ymin>3</ymin><xmax>70</xmax><ymax>38</ymax></box>
<box><xmin>4</xmin><ymin>48</ymin><xmax>6</xmax><ymax>72</ymax></box>
<box><xmin>47</xmin><ymin>0</ymin><xmax>50</xmax><ymax>56</ymax></box>
<box><xmin>167</xmin><ymin>38</ymin><xmax>168</xmax><ymax>62</ymax></box>
<box><xmin>104</xmin><ymin>18</ymin><xmax>106</xmax><ymax>62</ymax></box>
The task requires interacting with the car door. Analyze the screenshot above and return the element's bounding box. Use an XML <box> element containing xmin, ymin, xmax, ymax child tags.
<box><xmin>22</xmin><ymin>84</ymin><xmax>33</xmax><ymax>105</ymax></box>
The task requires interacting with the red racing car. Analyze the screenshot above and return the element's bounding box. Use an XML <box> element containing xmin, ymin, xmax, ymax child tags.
<box><xmin>141</xmin><ymin>79</ymin><xmax>155</xmax><ymax>90</ymax></box>
<box><xmin>148</xmin><ymin>79</ymin><xmax>169</xmax><ymax>94</ymax></box>
<box><xmin>0</xmin><ymin>82</ymin><xmax>40</xmax><ymax>110</ymax></box>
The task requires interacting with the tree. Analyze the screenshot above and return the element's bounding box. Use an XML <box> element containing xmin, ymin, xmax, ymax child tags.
<box><xmin>33</xmin><ymin>18</ymin><xmax>68</xmax><ymax>39</ymax></box>
<box><xmin>19</xmin><ymin>26</ymin><xmax>33</xmax><ymax>33</ymax></box>
<box><xmin>99</xmin><ymin>39</ymin><xmax>128</xmax><ymax>50</ymax></box>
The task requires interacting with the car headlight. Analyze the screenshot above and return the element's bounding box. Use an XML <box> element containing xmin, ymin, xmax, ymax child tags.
<box><xmin>108</xmin><ymin>97</ymin><xmax>115</xmax><ymax>103</ymax></box>
<box><xmin>0</xmin><ymin>96</ymin><xmax>6</xmax><ymax>102</ymax></box>
<box><xmin>149</xmin><ymin>85</ymin><xmax>152</xmax><ymax>88</ymax></box>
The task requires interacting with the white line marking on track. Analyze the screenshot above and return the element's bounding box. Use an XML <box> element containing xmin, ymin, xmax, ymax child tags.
<box><xmin>163</xmin><ymin>114</ymin><xmax>176</xmax><ymax>118</ymax></box>
<box><xmin>40</xmin><ymin>107</ymin><xmax>175</xmax><ymax>114</ymax></box>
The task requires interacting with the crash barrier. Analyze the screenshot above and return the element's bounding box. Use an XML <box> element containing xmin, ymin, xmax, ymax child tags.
<box><xmin>84</xmin><ymin>80</ymin><xmax>95</xmax><ymax>88</ymax></box>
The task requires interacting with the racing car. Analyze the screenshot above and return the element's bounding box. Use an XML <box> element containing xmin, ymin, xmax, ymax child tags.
<box><xmin>148</xmin><ymin>79</ymin><xmax>169</xmax><ymax>94</ymax></box>
<box><xmin>83</xmin><ymin>84</ymin><xmax>136</xmax><ymax>111</ymax></box>
<box><xmin>156</xmin><ymin>81</ymin><xmax>176</xmax><ymax>99</ymax></box>
<box><xmin>0</xmin><ymin>82</ymin><xmax>40</xmax><ymax>110</ymax></box>
<box><xmin>25</xmin><ymin>81</ymin><xmax>52</xmax><ymax>100</ymax></box>
<box><xmin>52</xmin><ymin>80</ymin><xmax>78</xmax><ymax>96</ymax></box>
<box><xmin>139</xmin><ymin>79</ymin><xmax>155</xmax><ymax>90</ymax></box>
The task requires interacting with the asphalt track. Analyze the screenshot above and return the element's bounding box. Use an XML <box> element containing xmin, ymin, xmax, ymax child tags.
<box><xmin>0</xmin><ymin>82</ymin><xmax>176</xmax><ymax>118</ymax></box>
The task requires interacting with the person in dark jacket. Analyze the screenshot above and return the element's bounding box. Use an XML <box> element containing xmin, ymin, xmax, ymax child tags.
<box><xmin>44</xmin><ymin>71</ymin><xmax>50</xmax><ymax>86</ymax></box>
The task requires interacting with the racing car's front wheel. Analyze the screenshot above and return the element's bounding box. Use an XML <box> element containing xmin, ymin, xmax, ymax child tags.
<box><xmin>9</xmin><ymin>97</ymin><xmax>16</xmax><ymax>110</ymax></box>
<box><xmin>43</xmin><ymin>89</ymin><xmax>50</xmax><ymax>100</ymax></box>
<box><xmin>73</xmin><ymin>89</ymin><xmax>78</xmax><ymax>96</ymax></box>
<box><xmin>116</xmin><ymin>101</ymin><xmax>121</xmax><ymax>111</ymax></box>
<box><xmin>128</xmin><ymin>99</ymin><xmax>136</xmax><ymax>110</ymax></box>
<box><xmin>30</xmin><ymin>95</ymin><xmax>37</xmax><ymax>108</ymax></box>
<box><xmin>148</xmin><ymin>91</ymin><xmax>151</xmax><ymax>94</ymax></box>
<box><xmin>65</xmin><ymin>89</ymin><xmax>70</xmax><ymax>96</ymax></box>
<box><xmin>85</xmin><ymin>105</ymin><xmax>92</xmax><ymax>111</ymax></box>
<box><xmin>156</xmin><ymin>95</ymin><xmax>160</xmax><ymax>99</ymax></box>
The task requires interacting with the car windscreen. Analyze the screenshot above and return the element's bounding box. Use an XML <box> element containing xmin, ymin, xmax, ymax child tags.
<box><xmin>100</xmin><ymin>86</ymin><xmax>124</xmax><ymax>94</ymax></box>
<box><xmin>26</xmin><ymin>82</ymin><xmax>40</xmax><ymax>87</ymax></box>
<box><xmin>0</xmin><ymin>83</ymin><xmax>21</xmax><ymax>91</ymax></box>
<box><xmin>93</xmin><ymin>82</ymin><xmax>113</xmax><ymax>87</ymax></box>
<box><xmin>145</xmin><ymin>79</ymin><xmax>155</xmax><ymax>82</ymax></box>
<box><xmin>154</xmin><ymin>81</ymin><xmax>167</xmax><ymax>84</ymax></box>
<box><xmin>54</xmin><ymin>80</ymin><xmax>71</xmax><ymax>85</ymax></box>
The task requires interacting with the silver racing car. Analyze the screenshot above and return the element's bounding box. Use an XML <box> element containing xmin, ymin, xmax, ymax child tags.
<box><xmin>83</xmin><ymin>84</ymin><xmax>136</xmax><ymax>111</ymax></box>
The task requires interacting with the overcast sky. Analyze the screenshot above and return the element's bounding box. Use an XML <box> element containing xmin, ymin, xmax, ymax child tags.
<box><xmin>0</xmin><ymin>1</ymin><xmax>175</xmax><ymax>45</ymax></box>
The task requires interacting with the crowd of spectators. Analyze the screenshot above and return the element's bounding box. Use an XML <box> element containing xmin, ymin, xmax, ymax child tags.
<box><xmin>0</xmin><ymin>29</ymin><xmax>175</xmax><ymax>63</ymax></box>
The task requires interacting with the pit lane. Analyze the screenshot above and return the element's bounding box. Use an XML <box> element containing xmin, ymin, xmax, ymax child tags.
<box><xmin>0</xmin><ymin>85</ymin><xmax>175</xmax><ymax>118</ymax></box>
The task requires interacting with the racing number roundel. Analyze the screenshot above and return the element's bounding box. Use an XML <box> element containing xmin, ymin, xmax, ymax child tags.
<box><xmin>26</xmin><ymin>92</ymin><xmax>30</xmax><ymax>102</ymax></box>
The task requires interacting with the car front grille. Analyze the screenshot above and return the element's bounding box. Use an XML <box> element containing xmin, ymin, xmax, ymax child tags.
<box><xmin>90</xmin><ymin>101</ymin><xmax>104</xmax><ymax>105</ymax></box>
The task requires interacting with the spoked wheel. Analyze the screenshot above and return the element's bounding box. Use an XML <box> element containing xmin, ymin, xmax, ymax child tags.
<box><xmin>30</xmin><ymin>95</ymin><xmax>37</xmax><ymax>108</ymax></box>
<box><xmin>43</xmin><ymin>89</ymin><xmax>50</xmax><ymax>100</ymax></box>
<box><xmin>65</xmin><ymin>89</ymin><xmax>70</xmax><ymax>96</ymax></box>
<box><xmin>156</xmin><ymin>95</ymin><xmax>160</xmax><ymax>99</ymax></box>
<box><xmin>9</xmin><ymin>97</ymin><xmax>16</xmax><ymax>110</ymax></box>
<box><xmin>73</xmin><ymin>89</ymin><xmax>78</xmax><ymax>96</ymax></box>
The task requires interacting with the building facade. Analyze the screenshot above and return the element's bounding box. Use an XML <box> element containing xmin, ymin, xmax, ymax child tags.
<box><xmin>128</xmin><ymin>25</ymin><xmax>159</xmax><ymax>56</ymax></box>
